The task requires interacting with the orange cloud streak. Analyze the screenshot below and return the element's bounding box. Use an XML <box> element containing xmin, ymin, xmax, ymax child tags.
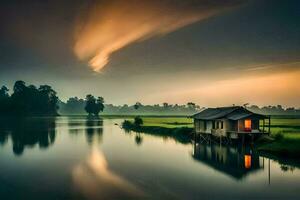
<box><xmin>74</xmin><ymin>0</ymin><xmax>244</xmax><ymax>72</ymax></box>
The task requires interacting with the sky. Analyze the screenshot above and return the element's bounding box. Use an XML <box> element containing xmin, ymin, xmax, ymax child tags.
<box><xmin>0</xmin><ymin>0</ymin><xmax>299</xmax><ymax>107</ymax></box>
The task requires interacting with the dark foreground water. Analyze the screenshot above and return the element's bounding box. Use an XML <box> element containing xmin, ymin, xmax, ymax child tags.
<box><xmin>0</xmin><ymin>117</ymin><xmax>299</xmax><ymax>200</ymax></box>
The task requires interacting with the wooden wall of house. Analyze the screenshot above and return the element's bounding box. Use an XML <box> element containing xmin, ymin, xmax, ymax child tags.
<box><xmin>238</xmin><ymin>120</ymin><xmax>244</xmax><ymax>132</ymax></box>
<box><xmin>195</xmin><ymin>117</ymin><xmax>264</xmax><ymax>138</ymax></box>
<box><xmin>194</xmin><ymin>120</ymin><xmax>213</xmax><ymax>134</ymax></box>
<box><xmin>211</xmin><ymin>119</ymin><xmax>227</xmax><ymax>137</ymax></box>
<box><xmin>194</xmin><ymin>120</ymin><xmax>200</xmax><ymax>132</ymax></box>
<box><xmin>205</xmin><ymin>121</ymin><xmax>213</xmax><ymax>134</ymax></box>
<box><xmin>226</xmin><ymin>120</ymin><xmax>237</xmax><ymax>131</ymax></box>
<box><xmin>194</xmin><ymin>119</ymin><xmax>204</xmax><ymax>133</ymax></box>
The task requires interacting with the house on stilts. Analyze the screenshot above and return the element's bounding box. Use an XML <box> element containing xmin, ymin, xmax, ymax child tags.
<box><xmin>191</xmin><ymin>106</ymin><xmax>270</xmax><ymax>142</ymax></box>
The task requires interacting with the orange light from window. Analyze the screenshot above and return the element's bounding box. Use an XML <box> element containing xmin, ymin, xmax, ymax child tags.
<box><xmin>244</xmin><ymin>155</ymin><xmax>251</xmax><ymax>169</ymax></box>
<box><xmin>244</xmin><ymin>119</ymin><xmax>252</xmax><ymax>131</ymax></box>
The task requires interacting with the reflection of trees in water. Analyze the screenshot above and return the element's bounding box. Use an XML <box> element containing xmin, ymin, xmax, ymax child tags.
<box><xmin>135</xmin><ymin>133</ymin><xmax>143</xmax><ymax>146</ymax></box>
<box><xmin>122</xmin><ymin>127</ymin><xmax>143</xmax><ymax>146</ymax></box>
<box><xmin>85</xmin><ymin>116</ymin><xmax>103</xmax><ymax>146</ymax></box>
<box><xmin>67</xmin><ymin>116</ymin><xmax>104</xmax><ymax>145</ymax></box>
<box><xmin>0</xmin><ymin>118</ymin><xmax>56</xmax><ymax>156</ymax></box>
<box><xmin>0</xmin><ymin>132</ymin><xmax>8</xmax><ymax>145</ymax></box>
<box><xmin>280</xmin><ymin>164</ymin><xmax>295</xmax><ymax>172</ymax></box>
<box><xmin>68</xmin><ymin>120</ymin><xmax>83</xmax><ymax>135</ymax></box>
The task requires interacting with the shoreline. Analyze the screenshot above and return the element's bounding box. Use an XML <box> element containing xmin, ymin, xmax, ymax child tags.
<box><xmin>122</xmin><ymin>120</ymin><xmax>193</xmax><ymax>144</ymax></box>
<box><xmin>122</xmin><ymin>120</ymin><xmax>300</xmax><ymax>160</ymax></box>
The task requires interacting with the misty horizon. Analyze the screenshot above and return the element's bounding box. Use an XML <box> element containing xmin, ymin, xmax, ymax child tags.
<box><xmin>0</xmin><ymin>0</ymin><xmax>299</xmax><ymax>107</ymax></box>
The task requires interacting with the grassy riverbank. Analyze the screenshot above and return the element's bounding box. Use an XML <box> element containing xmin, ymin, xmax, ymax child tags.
<box><xmin>256</xmin><ymin>137</ymin><xmax>300</xmax><ymax>158</ymax></box>
<box><xmin>129</xmin><ymin>116</ymin><xmax>193</xmax><ymax>128</ymax></box>
<box><xmin>122</xmin><ymin>117</ymin><xmax>193</xmax><ymax>143</ymax></box>
<box><xmin>121</xmin><ymin>115</ymin><xmax>300</xmax><ymax>157</ymax></box>
<box><xmin>256</xmin><ymin>117</ymin><xmax>300</xmax><ymax>158</ymax></box>
<box><xmin>256</xmin><ymin>133</ymin><xmax>300</xmax><ymax>158</ymax></box>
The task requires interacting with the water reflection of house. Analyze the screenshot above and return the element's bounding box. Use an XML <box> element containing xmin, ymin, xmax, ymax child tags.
<box><xmin>192</xmin><ymin>143</ymin><xmax>264</xmax><ymax>179</ymax></box>
<box><xmin>192</xmin><ymin>106</ymin><xmax>270</xmax><ymax>140</ymax></box>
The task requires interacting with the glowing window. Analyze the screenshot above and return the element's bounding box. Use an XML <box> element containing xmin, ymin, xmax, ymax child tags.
<box><xmin>244</xmin><ymin>155</ymin><xmax>252</xmax><ymax>169</ymax></box>
<box><xmin>244</xmin><ymin>119</ymin><xmax>252</xmax><ymax>131</ymax></box>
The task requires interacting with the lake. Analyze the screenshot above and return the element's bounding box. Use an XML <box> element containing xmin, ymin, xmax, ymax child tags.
<box><xmin>0</xmin><ymin>116</ymin><xmax>300</xmax><ymax>200</ymax></box>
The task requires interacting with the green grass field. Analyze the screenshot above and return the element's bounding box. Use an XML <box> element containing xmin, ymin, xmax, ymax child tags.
<box><xmin>102</xmin><ymin>115</ymin><xmax>193</xmax><ymax>128</ymax></box>
<box><xmin>138</xmin><ymin>117</ymin><xmax>193</xmax><ymax>128</ymax></box>
<box><xmin>267</xmin><ymin>118</ymin><xmax>300</xmax><ymax>138</ymax></box>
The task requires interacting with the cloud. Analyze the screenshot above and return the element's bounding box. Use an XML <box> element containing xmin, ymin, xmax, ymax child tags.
<box><xmin>242</xmin><ymin>61</ymin><xmax>300</xmax><ymax>72</ymax></box>
<box><xmin>74</xmin><ymin>0</ymin><xmax>246</xmax><ymax>72</ymax></box>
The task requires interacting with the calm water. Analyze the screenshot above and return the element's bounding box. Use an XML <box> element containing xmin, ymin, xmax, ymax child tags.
<box><xmin>0</xmin><ymin>117</ymin><xmax>300</xmax><ymax>200</ymax></box>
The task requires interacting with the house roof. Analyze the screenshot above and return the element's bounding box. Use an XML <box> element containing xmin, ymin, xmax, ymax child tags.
<box><xmin>226</xmin><ymin>112</ymin><xmax>252</xmax><ymax>120</ymax></box>
<box><xmin>192</xmin><ymin>106</ymin><xmax>267</xmax><ymax>120</ymax></box>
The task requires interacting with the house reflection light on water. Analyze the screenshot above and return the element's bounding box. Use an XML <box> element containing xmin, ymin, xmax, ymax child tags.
<box><xmin>244</xmin><ymin>155</ymin><xmax>252</xmax><ymax>169</ymax></box>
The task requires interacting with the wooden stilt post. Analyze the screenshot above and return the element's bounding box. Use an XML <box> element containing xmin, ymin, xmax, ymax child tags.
<box><xmin>193</xmin><ymin>135</ymin><xmax>196</xmax><ymax>154</ymax></box>
<box><xmin>242</xmin><ymin>135</ymin><xmax>245</xmax><ymax>145</ymax></box>
<box><xmin>268</xmin><ymin>158</ymin><xmax>271</xmax><ymax>185</ymax></box>
<box><xmin>268</xmin><ymin>116</ymin><xmax>271</xmax><ymax>136</ymax></box>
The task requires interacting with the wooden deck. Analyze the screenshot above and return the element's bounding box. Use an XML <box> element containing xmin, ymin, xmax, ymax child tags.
<box><xmin>227</xmin><ymin>130</ymin><xmax>268</xmax><ymax>135</ymax></box>
<box><xmin>194</xmin><ymin>129</ymin><xmax>269</xmax><ymax>144</ymax></box>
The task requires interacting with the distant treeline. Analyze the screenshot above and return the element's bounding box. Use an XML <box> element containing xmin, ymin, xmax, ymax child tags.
<box><xmin>0</xmin><ymin>81</ymin><xmax>58</xmax><ymax>116</ymax></box>
<box><xmin>59</xmin><ymin>97</ymin><xmax>300</xmax><ymax>116</ymax></box>
<box><xmin>247</xmin><ymin>105</ymin><xmax>300</xmax><ymax>116</ymax></box>
<box><xmin>59</xmin><ymin>99</ymin><xmax>201</xmax><ymax>115</ymax></box>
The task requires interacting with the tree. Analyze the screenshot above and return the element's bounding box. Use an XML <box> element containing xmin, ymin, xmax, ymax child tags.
<box><xmin>38</xmin><ymin>85</ymin><xmax>59</xmax><ymax>115</ymax></box>
<box><xmin>0</xmin><ymin>86</ymin><xmax>10</xmax><ymax>114</ymax></box>
<box><xmin>85</xmin><ymin>94</ymin><xmax>96</xmax><ymax>115</ymax></box>
<box><xmin>187</xmin><ymin>102</ymin><xmax>196</xmax><ymax>110</ymax></box>
<box><xmin>11</xmin><ymin>81</ymin><xmax>28</xmax><ymax>115</ymax></box>
<box><xmin>134</xmin><ymin>102</ymin><xmax>142</xmax><ymax>110</ymax></box>
<box><xmin>13</xmin><ymin>80</ymin><xmax>26</xmax><ymax>94</ymax></box>
<box><xmin>1</xmin><ymin>81</ymin><xmax>59</xmax><ymax>116</ymax></box>
<box><xmin>134</xmin><ymin>116</ymin><xmax>143</xmax><ymax>127</ymax></box>
<box><xmin>94</xmin><ymin>97</ymin><xmax>105</xmax><ymax>115</ymax></box>
<box><xmin>85</xmin><ymin>95</ymin><xmax>105</xmax><ymax>116</ymax></box>
<box><xmin>163</xmin><ymin>102</ymin><xmax>169</xmax><ymax>109</ymax></box>
<box><xmin>0</xmin><ymin>86</ymin><xmax>9</xmax><ymax>98</ymax></box>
